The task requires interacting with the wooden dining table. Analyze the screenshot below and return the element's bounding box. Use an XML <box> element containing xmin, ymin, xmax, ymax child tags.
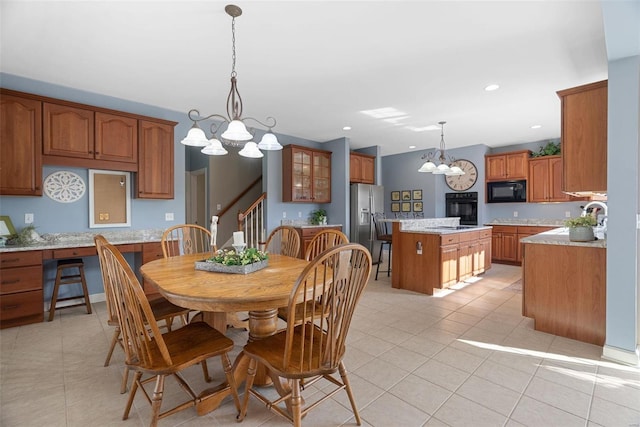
<box><xmin>140</xmin><ymin>252</ymin><xmax>310</xmax><ymax>415</ymax></box>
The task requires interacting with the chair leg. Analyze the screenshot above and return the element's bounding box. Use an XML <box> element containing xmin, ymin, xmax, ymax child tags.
<box><xmin>221</xmin><ymin>353</ymin><xmax>241</xmax><ymax>413</ymax></box>
<box><xmin>104</xmin><ymin>328</ymin><xmax>121</xmax><ymax>367</ymax></box>
<box><xmin>375</xmin><ymin>241</ymin><xmax>384</xmax><ymax>281</ymax></box>
<box><xmin>123</xmin><ymin>371</ymin><xmax>142</xmax><ymax>420</ymax></box>
<box><xmin>48</xmin><ymin>267</ymin><xmax>64</xmax><ymax>321</ymax></box>
<box><xmin>238</xmin><ymin>358</ymin><xmax>257</xmax><ymax>421</ymax></box>
<box><xmin>120</xmin><ymin>366</ymin><xmax>130</xmax><ymax>395</ymax></box>
<box><xmin>387</xmin><ymin>243</ymin><xmax>392</xmax><ymax>277</ymax></box>
<box><xmin>201</xmin><ymin>360</ymin><xmax>212</xmax><ymax>382</ymax></box>
<box><xmin>291</xmin><ymin>378</ymin><xmax>302</xmax><ymax>427</ymax></box>
<box><xmin>150</xmin><ymin>375</ymin><xmax>165</xmax><ymax>427</ymax></box>
<box><xmin>78</xmin><ymin>266</ymin><xmax>91</xmax><ymax>314</ymax></box>
<box><xmin>339</xmin><ymin>361</ymin><xmax>362</xmax><ymax>425</ymax></box>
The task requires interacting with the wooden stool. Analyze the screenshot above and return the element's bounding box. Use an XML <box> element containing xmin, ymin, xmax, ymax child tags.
<box><xmin>48</xmin><ymin>258</ymin><xmax>92</xmax><ymax>321</ymax></box>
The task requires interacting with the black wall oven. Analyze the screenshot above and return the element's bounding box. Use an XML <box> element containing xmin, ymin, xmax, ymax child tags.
<box><xmin>486</xmin><ymin>180</ymin><xmax>527</xmax><ymax>203</ymax></box>
<box><xmin>445</xmin><ymin>192</ymin><xmax>478</xmax><ymax>225</ymax></box>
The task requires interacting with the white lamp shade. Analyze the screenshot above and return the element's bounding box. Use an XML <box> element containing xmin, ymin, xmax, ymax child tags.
<box><xmin>200</xmin><ymin>138</ymin><xmax>228</xmax><ymax>156</ymax></box>
<box><xmin>238</xmin><ymin>141</ymin><xmax>264</xmax><ymax>158</ymax></box>
<box><xmin>432</xmin><ymin>163</ymin><xmax>450</xmax><ymax>175</ymax></box>
<box><xmin>257</xmin><ymin>132</ymin><xmax>282</xmax><ymax>151</ymax></box>
<box><xmin>181</xmin><ymin>125</ymin><xmax>209</xmax><ymax>147</ymax></box>
<box><xmin>445</xmin><ymin>166</ymin><xmax>465</xmax><ymax>176</ymax></box>
<box><xmin>221</xmin><ymin>120</ymin><xmax>253</xmax><ymax>141</ymax></box>
<box><xmin>418</xmin><ymin>161</ymin><xmax>436</xmax><ymax>173</ymax></box>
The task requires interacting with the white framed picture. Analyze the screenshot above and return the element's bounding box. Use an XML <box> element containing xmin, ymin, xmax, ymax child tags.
<box><xmin>89</xmin><ymin>170</ymin><xmax>131</xmax><ymax>228</ymax></box>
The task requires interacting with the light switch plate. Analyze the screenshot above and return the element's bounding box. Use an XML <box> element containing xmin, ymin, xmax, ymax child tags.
<box><xmin>25</xmin><ymin>213</ymin><xmax>34</xmax><ymax>224</ymax></box>
<box><xmin>165</xmin><ymin>212</ymin><xmax>174</xmax><ymax>221</ymax></box>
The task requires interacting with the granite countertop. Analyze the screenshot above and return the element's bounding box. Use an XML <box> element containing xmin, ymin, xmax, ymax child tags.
<box><xmin>0</xmin><ymin>229</ymin><xmax>165</xmax><ymax>253</ymax></box>
<box><xmin>485</xmin><ymin>218</ymin><xmax>567</xmax><ymax>227</ymax></box>
<box><xmin>294</xmin><ymin>224</ymin><xmax>343</xmax><ymax>229</ymax></box>
<box><xmin>395</xmin><ymin>217</ymin><xmax>492</xmax><ymax>235</ymax></box>
<box><xmin>520</xmin><ymin>227</ymin><xmax>607</xmax><ymax>248</ymax></box>
<box><xmin>400</xmin><ymin>225</ymin><xmax>493</xmax><ymax>235</ymax></box>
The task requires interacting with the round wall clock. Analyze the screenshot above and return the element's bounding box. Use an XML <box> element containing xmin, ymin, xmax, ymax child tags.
<box><xmin>445</xmin><ymin>159</ymin><xmax>478</xmax><ymax>191</ymax></box>
<box><xmin>44</xmin><ymin>171</ymin><xmax>86</xmax><ymax>203</ymax></box>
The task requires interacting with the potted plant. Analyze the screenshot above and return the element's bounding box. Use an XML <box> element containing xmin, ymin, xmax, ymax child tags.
<box><xmin>531</xmin><ymin>140</ymin><xmax>561</xmax><ymax>157</ymax></box>
<box><xmin>564</xmin><ymin>216</ymin><xmax>596</xmax><ymax>242</ymax></box>
<box><xmin>310</xmin><ymin>209</ymin><xmax>327</xmax><ymax>225</ymax></box>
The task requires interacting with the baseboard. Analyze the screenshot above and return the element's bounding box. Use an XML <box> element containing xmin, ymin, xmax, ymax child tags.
<box><xmin>602</xmin><ymin>344</ymin><xmax>640</xmax><ymax>367</ymax></box>
<box><xmin>43</xmin><ymin>292</ymin><xmax>106</xmax><ymax>312</ymax></box>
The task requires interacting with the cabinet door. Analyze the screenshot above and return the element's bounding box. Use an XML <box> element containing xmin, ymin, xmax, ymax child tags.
<box><xmin>528</xmin><ymin>158</ymin><xmax>550</xmax><ymax>202</ymax></box>
<box><xmin>440</xmin><ymin>244</ymin><xmax>459</xmax><ymax>288</ymax></box>
<box><xmin>312</xmin><ymin>151</ymin><xmax>331</xmax><ymax>203</ymax></box>
<box><xmin>349</xmin><ymin>154</ymin><xmax>363</xmax><ymax>183</ymax></box>
<box><xmin>137</xmin><ymin>120</ymin><xmax>174</xmax><ymax>199</ymax></box>
<box><xmin>477</xmin><ymin>238</ymin><xmax>492</xmax><ymax>273</ymax></box>
<box><xmin>485</xmin><ymin>155</ymin><xmax>506</xmax><ymax>180</ymax></box>
<box><xmin>548</xmin><ymin>156</ymin><xmax>570</xmax><ymax>201</ymax></box>
<box><xmin>0</xmin><ymin>94</ymin><xmax>43</xmax><ymax>196</ymax></box>
<box><xmin>502</xmin><ymin>233</ymin><xmax>518</xmax><ymax>262</ymax></box>
<box><xmin>506</xmin><ymin>152</ymin><xmax>528</xmax><ymax>179</ymax></box>
<box><xmin>95</xmin><ymin>112</ymin><xmax>138</xmax><ymax>163</ymax></box>
<box><xmin>361</xmin><ymin>156</ymin><xmax>375</xmax><ymax>184</ymax></box>
<box><xmin>458</xmin><ymin>243</ymin><xmax>473</xmax><ymax>281</ymax></box>
<box><xmin>43</xmin><ymin>102</ymin><xmax>94</xmax><ymax>158</ymax></box>
<box><xmin>491</xmin><ymin>232</ymin><xmax>503</xmax><ymax>261</ymax></box>
<box><xmin>559</xmin><ymin>81</ymin><xmax>607</xmax><ymax>193</ymax></box>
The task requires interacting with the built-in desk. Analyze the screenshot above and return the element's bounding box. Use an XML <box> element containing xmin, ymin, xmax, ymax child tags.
<box><xmin>0</xmin><ymin>229</ymin><xmax>164</xmax><ymax>329</ymax></box>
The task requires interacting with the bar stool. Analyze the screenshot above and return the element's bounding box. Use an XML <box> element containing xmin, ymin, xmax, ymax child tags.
<box><xmin>372</xmin><ymin>213</ymin><xmax>392</xmax><ymax>280</ymax></box>
<box><xmin>48</xmin><ymin>258</ymin><xmax>92</xmax><ymax>321</ymax></box>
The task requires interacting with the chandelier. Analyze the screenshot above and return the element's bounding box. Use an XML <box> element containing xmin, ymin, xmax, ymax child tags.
<box><xmin>417</xmin><ymin>121</ymin><xmax>464</xmax><ymax>176</ymax></box>
<box><xmin>180</xmin><ymin>4</ymin><xmax>282</xmax><ymax>159</ymax></box>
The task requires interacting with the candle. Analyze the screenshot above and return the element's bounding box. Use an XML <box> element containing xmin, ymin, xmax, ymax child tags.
<box><xmin>233</xmin><ymin>231</ymin><xmax>245</xmax><ymax>245</ymax></box>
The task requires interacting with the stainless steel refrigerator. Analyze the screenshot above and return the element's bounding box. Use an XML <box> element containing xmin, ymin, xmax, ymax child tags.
<box><xmin>350</xmin><ymin>183</ymin><xmax>384</xmax><ymax>261</ymax></box>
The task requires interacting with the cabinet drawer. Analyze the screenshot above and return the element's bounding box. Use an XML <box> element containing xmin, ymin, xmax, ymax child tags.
<box><xmin>440</xmin><ymin>234</ymin><xmax>460</xmax><ymax>245</ymax></box>
<box><xmin>458</xmin><ymin>231</ymin><xmax>479</xmax><ymax>242</ymax></box>
<box><xmin>479</xmin><ymin>229</ymin><xmax>492</xmax><ymax>239</ymax></box>
<box><xmin>0</xmin><ymin>290</ymin><xmax>43</xmax><ymax>322</ymax></box>
<box><xmin>492</xmin><ymin>225</ymin><xmax>518</xmax><ymax>234</ymax></box>
<box><xmin>0</xmin><ymin>265</ymin><xmax>43</xmax><ymax>294</ymax></box>
<box><xmin>142</xmin><ymin>242</ymin><xmax>164</xmax><ymax>263</ymax></box>
<box><xmin>0</xmin><ymin>251</ymin><xmax>43</xmax><ymax>268</ymax></box>
<box><xmin>53</xmin><ymin>247</ymin><xmax>96</xmax><ymax>258</ymax></box>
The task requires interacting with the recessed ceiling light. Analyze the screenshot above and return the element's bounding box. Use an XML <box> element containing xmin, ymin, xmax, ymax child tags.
<box><xmin>484</xmin><ymin>84</ymin><xmax>500</xmax><ymax>91</ymax></box>
<box><xmin>409</xmin><ymin>145</ymin><xmax>416</xmax><ymax>149</ymax></box>
<box><xmin>531</xmin><ymin>124</ymin><xmax>542</xmax><ymax>129</ymax></box>
<box><xmin>343</xmin><ymin>126</ymin><xmax>351</xmax><ymax>131</ymax></box>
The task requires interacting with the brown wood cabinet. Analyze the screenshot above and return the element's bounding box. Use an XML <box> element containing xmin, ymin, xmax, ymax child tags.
<box><xmin>485</xmin><ymin>150</ymin><xmax>530</xmax><ymax>181</ymax></box>
<box><xmin>491</xmin><ymin>225</ymin><xmax>555</xmax><ymax>265</ymax></box>
<box><xmin>282</xmin><ymin>145</ymin><xmax>332</xmax><ymax>203</ymax></box>
<box><xmin>0</xmin><ymin>251</ymin><xmax>44</xmax><ymax>328</ymax></box>
<box><xmin>522</xmin><ymin>242</ymin><xmax>605</xmax><ymax>346</ymax></box>
<box><xmin>95</xmin><ymin>112</ymin><xmax>138</xmax><ymax>164</ymax></box>
<box><xmin>392</xmin><ymin>225</ymin><xmax>492</xmax><ymax>295</ymax></box>
<box><xmin>137</xmin><ymin>242</ymin><xmax>165</xmax><ymax>297</ymax></box>
<box><xmin>137</xmin><ymin>120</ymin><xmax>175</xmax><ymax>199</ymax></box>
<box><xmin>292</xmin><ymin>225</ymin><xmax>342</xmax><ymax>259</ymax></box>
<box><xmin>0</xmin><ymin>91</ymin><xmax>43</xmax><ymax>196</ymax></box>
<box><xmin>349</xmin><ymin>152</ymin><xmax>375</xmax><ymax>184</ymax></box>
<box><xmin>528</xmin><ymin>156</ymin><xmax>570</xmax><ymax>202</ymax></box>
<box><xmin>557</xmin><ymin>80</ymin><xmax>607</xmax><ymax>193</ymax></box>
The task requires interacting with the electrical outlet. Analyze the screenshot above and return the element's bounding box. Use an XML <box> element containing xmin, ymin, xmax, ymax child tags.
<box><xmin>565</xmin><ymin>211</ymin><xmax>571</xmax><ymax>218</ymax></box>
<box><xmin>513</xmin><ymin>211</ymin><xmax>518</xmax><ymax>218</ymax></box>
<box><xmin>283</xmin><ymin>212</ymin><xmax>287</xmax><ymax>218</ymax></box>
<box><xmin>24</xmin><ymin>213</ymin><xmax>34</xmax><ymax>224</ymax></box>
<box><xmin>216</xmin><ymin>204</ymin><xmax>222</xmax><ymax>211</ymax></box>
<box><xmin>298</xmin><ymin>211</ymin><xmax>302</xmax><ymax>218</ymax></box>
<box><xmin>165</xmin><ymin>212</ymin><xmax>174</xmax><ymax>221</ymax></box>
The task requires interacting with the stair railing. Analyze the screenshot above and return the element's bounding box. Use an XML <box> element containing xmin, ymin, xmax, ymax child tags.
<box><xmin>238</xmin><ymin>192</ymin><xmax>266</xmax><ymax>250</ymax></box>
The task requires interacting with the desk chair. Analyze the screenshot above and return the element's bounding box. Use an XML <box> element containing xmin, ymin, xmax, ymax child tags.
<box><xmin>98</xmin><ymin>240</ymin><xmax>240</xmax><ymax>426</ymax></box>
<box><xmin>238</xmin><ymin>243</ymin><xmax>372</xmax><ymax>427</ymax></box>
<box><xmin>372</xmin><ymin>213</ymin><xmax>392</xmax><ymax>280</ymax></box>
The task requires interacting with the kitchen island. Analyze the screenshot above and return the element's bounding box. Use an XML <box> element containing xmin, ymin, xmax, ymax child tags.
<box><xmin>521</xmin><ymin>229</ymin><xmax>606</xmax><ymax>346</ymax></box>
<box><xmin>390</xmin><ymin>219</ymin><xmax>493</xmax><ymax>295</ymax></box>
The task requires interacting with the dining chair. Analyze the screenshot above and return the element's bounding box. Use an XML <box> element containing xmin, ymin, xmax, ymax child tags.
<box><xmin>98</xmin><ymin>240</ymin><xmax>240</xmax><ymax>426</ymax></box>
<box><xmin>237</xmin><ymin>243</ymin><xmax>372</xmax><ymax>427</ymax></box>
<box><xmin>264</xmin><ymin>225</ymin><xmax>301</xmax><ymax>258</ymax></box>
<box><xmin>94</xmin><ymin>235</ymin><xmax>199</xmax><ymax>394</ymax></box>
<box><xmin>277</xmin><ymin>229</ymin><xmax>349</xmax><ymax>325</ymax></box>
<box><xmin>372</xmin><ymin>213</ymin><xmax>392</xmax><ymax>280</ymax></box>
<box><xmin>161</xmin><ymin>224</ymin><xmax>249</xmax><ymax>331</ymax></box>
<box><xmin>161</xmin><ymin>224</ymin><xmax>214</xmax><ymax>258</ymax></box>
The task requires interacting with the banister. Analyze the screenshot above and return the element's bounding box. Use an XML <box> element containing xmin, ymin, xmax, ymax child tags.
<box><xmin>217</xmin><ymin>176</ymin><xmax>262</xmax><ymax>219</ymax></box>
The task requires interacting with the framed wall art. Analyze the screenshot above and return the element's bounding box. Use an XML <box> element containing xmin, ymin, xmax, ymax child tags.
<box><xmin>391</xmin><ymin>191</ymin><xmax>400</xmax><ymax>201</ymax></box>
<box><xmin>0</xmin><ymin>216</ymin><xmax>16</xmax><ymax>237</ymax></box>
<box><xmin>412</xmin><ymin>189</ymin><xmax>422</xmax><ymax>200</ymax></box>
<box><xmin>401</xmin><ymin>202</ymin><xmax>411</xmax><ymax>212</ymax></box>
<box><xmin>413</xmin><ymin>201</ymin><xmax>423</xmax><ymax>212</ymax></box>
<box><xmin>89</xmin><ymin>170</ymin><xmax>131</xmax><ymax>228</ymax></box>
<box><xmin>391</xmin><ymin>202</ymin><xmax>400</xmax><ymax>212</ymax></box>
<box><xmin>401</xmin><ymin>190</ymin><xmax>411</xmax><ymax>201</ymax></box>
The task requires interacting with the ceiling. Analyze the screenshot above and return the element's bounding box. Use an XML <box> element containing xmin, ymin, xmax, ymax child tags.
<box><xmin>1</xmin><ymin>1</ymin><xmax>608</xmax><ymax>157</ymax></box>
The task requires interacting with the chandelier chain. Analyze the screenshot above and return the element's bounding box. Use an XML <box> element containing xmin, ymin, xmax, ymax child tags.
<box><xmin>231</xmin><ymin>16</ymin><xmax>237</xmax><ymax>77</ymax></box>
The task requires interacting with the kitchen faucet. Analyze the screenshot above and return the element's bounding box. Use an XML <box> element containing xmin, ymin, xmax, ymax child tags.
<box><xmin>581</xmin><ymin>201</ymin><xmax>608</xmax><ymax>238</ymax></box>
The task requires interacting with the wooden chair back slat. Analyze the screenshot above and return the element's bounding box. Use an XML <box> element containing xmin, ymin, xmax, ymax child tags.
<box><xmin>264</xmin><ymin>225</ymin><xmax>301</xmax><ymax>258</ymax></box>
<box><xmin>304</xmin><ymin>229</ymin><xmax>348</xmax><ymax>261</ymax></box>
<box><xmin>161</xmin><ymin>224</ymin><xmax>212</xmax><ymax>258</ymax></box>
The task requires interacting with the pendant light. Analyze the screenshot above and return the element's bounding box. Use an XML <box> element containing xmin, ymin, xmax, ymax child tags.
<box><xmin>418</xmin><ymin>121</ymin><xmax>465</xmax><ymax>176</ymax></box>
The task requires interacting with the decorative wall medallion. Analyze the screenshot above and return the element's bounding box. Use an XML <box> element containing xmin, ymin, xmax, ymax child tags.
<box><xmin>44</xmin><ymin>171</ymin><xmax>86</xmax><ymax>203</ymax></box>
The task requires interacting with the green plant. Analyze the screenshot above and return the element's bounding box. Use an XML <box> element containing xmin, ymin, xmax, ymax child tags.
<box><xmin>564</xmin><ymin>216</ymin><xmax>596</xmax><ymax>228</ymax></box>
<box><xmin>207</xmin><ymin>247</ymin><xmax>268</xmax><ymax>266</ymax></box>
<box><xmin>310</xmin><ymin>208</ymin><xmax>327</xmax><ymax>225</ymax></box>
<box><xmin>6</xmin><ymin>224</ymin><xmax>37</xmax><ymax>245</ymax></box>
<box><xmin>531</xmin><ymin>140</ymin><xmax>561</xmax><ymax>157</ymax></box>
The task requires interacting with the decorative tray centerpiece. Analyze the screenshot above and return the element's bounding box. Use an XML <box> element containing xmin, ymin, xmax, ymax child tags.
<box><xmin>195</xmin><ymin>247</ymin><xmax>269</xmax><ymax>275</ymax></box>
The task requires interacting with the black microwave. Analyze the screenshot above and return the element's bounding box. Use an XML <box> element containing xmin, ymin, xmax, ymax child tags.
<box><xmin>487</xmin><ymin>180</ymin><xmax>527</xmax><ymax>203</ymax></box>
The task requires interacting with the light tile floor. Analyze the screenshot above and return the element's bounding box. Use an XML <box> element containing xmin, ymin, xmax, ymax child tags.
<box><xmin>2</xmin><ymin>263</ymin><xmax>639</xmax><ymax>427</ymax></box>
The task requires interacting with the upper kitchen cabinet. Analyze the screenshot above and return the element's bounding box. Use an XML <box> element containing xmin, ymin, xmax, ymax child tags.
<box><xmin>485</xmin><ymin>150</ymin><xmax>530</xmax><ymax>181</ymax></box>
<box><xmin>349</xmin><ymin>152</ymin><xmax>375</xmax><ymax>184</ymax></box>
<box><xmin>43</xmin><ymin>103</ymin><xmax>137</xmax><ymax>171</ymax></box>
<box><xmin>528</xmin><ymin>156</ymin><xmax>571</xmax><ymax>203</ymax></box>
<box><xmin>557</xmin><ymin>80</ymin><xmax>607</xmax><ymax>194</ymax></box>
<box><xmin>137</xmin><ymin>119</ymin><xmax>175</xmax><ymax>199</ymax></box>
<box><xmin>0</xmin><ymin>91</ymin><xmax>43</xmax><ymax>196</ymax></box>
<box><xmin>282</xmin><ymin>144</ymin><xmax>332</xmax><ymax>203</ymax></box>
